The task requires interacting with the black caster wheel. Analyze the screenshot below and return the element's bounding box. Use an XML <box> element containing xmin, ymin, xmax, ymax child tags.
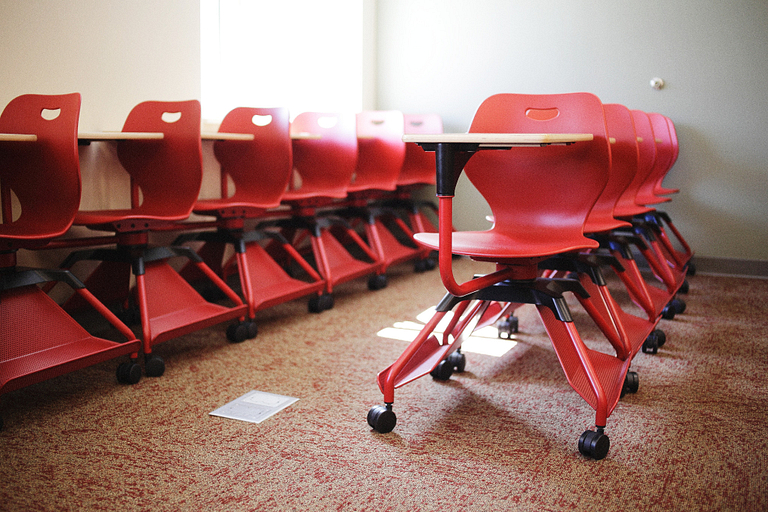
<box><xmin>144</xmin><ymin>354</ymin><xmax>165</xmax><ymax>377</ymax></box>
<box><xmin>447</xmin><ymin>351</ymin><xmax>466</xmax><ymax>373</ymax></box>
<box><xmin>308</xmin><ymin>294</ymin><xmax>334</xmax><ymax>313</ymax></box>
<box><xmin>368</xmin><ymin>404</ymin><xmax>397</xmax><ymax>433</ymax></box>
<box><xmin>116</xmin><ymin>361</ymin><xmax>142</xmax><ymax>384</ymax></box>
<box><xmin>414</xmin><ymin>258</ymin><xmax>436</xmax><ymax>272</ymax></box>
<box><xmin>368</xmin><ymin>274</ymin><xmax>388</xmax><ymax>291</ymax></box>
<box><xmin>117</xmin><ymin>303</ymin><xmax>141</xmax><ymax>326</ymax></box>
<box><xmin>430</xmin><ymin>359</ymin><xmax>454</xmax><ymax>381</ymax></box>
<box><xmin>670</xmin><ymin>297</ymin><xmax>686</xmax><ymax>315</ymax></box>
<box><xmin>227</xmin><ymin>321</ymin><xmax>257</xmax><ymax>343</ymax></box>
<box><xmin>661</xmin><ymin>303</ymin><xmax>676</xmax><ymax>320</ymax></box>
<box><xmin>497</xmin><ymin>315</ymin><xmax>519</xmax><ymax>339</ymax></box>
<box><xmin>642</xmin><ymin>332</ymin><xmax>659</xmax><ymax>354</ymax></box>
<box><xmin>578</xmin><ymin>428</ymin><xmax>610</xmax><ymax>460</ymax></box>
<box><xmin>679</xmin><ymin>279</ymin><xmax>689</xmax><ymax>294</ymax></box>
<box><xmin>654</xmin><ymin>329</ymin><xmax>667</xmax><ymax>348</ymax></box>
<box><xmin>621</xmin><ymin>371</ymin><xmax>639</xmax><ymax>397</ymax></box>
<box><xmin>686</xmin><ymin>262</ymin><xmax>696</xmax><ymax>276</ymax></box>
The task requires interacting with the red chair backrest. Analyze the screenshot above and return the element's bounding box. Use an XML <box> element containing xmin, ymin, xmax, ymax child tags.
<box><xmin>214</xmin><ymin>107</ymin><xmax>292</xmax><ymax>208</ymax></box>
<box><xmin>398</xmin><ymin>113</ymin><xmax>443</xmax><ymax>187</ymax></box>
<box><xmin>117</xmin><ymin>100</ymin><xmax>202</xmax><ymax>220</ymax></box>
<box><xmin>348</xmin><ymin>110</ymin><xmax>406</xmax><ymax>193</ymax></box>
<box><xmin>0</xmin><ymin>93</ymin><xmax>81</xmax><ymax>247</ymax></box>
<box><xmin>636</xmin><ymin>112</ymin><xmax>674</xmax><ymax>204</ymax></box>
<box><xmin>465</xmin><ymin>92</ymin><xmax>610</xmax><ymax>242</ymax></box>
<box><xmin>666</xmin><ymin>116</ymin><xmax>679</xmax><ymax>168</ymax></box>
<box><xmin>584</xmin><ymin>103</ymin><xmax>637</xmax><ymax>230</ymax></box>
<box><xmin>619</xmin><ymin>110</ymin><xmax>657</xmax><ymax>212</ymax></box>
<box><xmin>287</xmin><ymin>112</ymin><xmax>358</xmax><ymax>200</ymax></box>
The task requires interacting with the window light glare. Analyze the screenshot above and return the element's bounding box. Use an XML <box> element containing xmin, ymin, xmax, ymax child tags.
<box><xmin>252</xmin><ymin>114</ymin><xmax>272</xmax><ymax>127</ymax></box>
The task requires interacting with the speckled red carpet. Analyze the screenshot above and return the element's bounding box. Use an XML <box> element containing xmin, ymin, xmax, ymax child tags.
<box><xmin>1</xmin><ymin>258</ymin><xmax>767</xmax><ymax>511</ymax></box>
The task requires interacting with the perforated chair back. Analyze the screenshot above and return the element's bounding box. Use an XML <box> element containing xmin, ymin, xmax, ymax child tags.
<box><xmin>398</xmin><ymin>114</ymin><xmax>443</xmax><ymax>188</ymax></box>
<box><xmin>0</xmin><ymin>93</ymin><xmax>81</xmax><ymax>249</ymax></box>
<box><xmin>464</xmin><ymin>92</ymin><xmax>610</xmax><ymax>254</ymax></box>
<box><xmin>583</xmin><ymin>103</ymin><xmax>637</xmax><ymax>230</ymax></box>
<box><xmin>283</xmin><ymin>112</ymin><xmax>358</xmax><ymax>201</ymax></box>
<box><xmin>347</xmin><ymin>110</ymin><xmax>406</xmax><ymax>194</ymax></box>
<box><xmin>212</xmin><ymin>107</ymin><xmax>292</xmax><ymax>210</ymax></box>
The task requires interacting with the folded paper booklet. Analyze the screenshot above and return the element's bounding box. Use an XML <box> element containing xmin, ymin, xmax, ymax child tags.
<box><xmin>210</xmin><ymin>390</ymin><xmax>299</xmax><ymax>424</ymax></box>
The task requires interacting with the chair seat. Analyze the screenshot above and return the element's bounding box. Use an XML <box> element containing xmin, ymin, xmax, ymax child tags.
<box><xmin>281</xmin><ymin>189</ymin><xmax>346</xmax><ymax>202</ymax></box>
<box><xmin>74</xmin><ymin>209</ymin><xmax>190</xmax><ymax>227</ymax></box>
<box><xmin>193</xmin><ymin>198</ymin><xmax>277</xmax><ymax>218</ymax></box>
<box><xmin>414</xmin><ymin>230</ymin><xmax>599</xmax><ymax>259</ymax></box>
<box><xmin>583</xmin><ymin>217</ymin><xmax>633</xmax><ymax>233</ymax></box>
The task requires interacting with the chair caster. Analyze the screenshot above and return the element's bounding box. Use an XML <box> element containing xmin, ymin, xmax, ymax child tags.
<box><xmin>116</xmin><ymin>302</ymin><xmax>141</xmax><ymax>326</ymax></box>
<box><xmin>670</xmin><ymin>297</ymin><xmax>686</xmax><ymax>315</ymax></box>
<box><xmin>653</xmin><ymin>329</ymin><xmax>666</xmax><ymax>348</ymax></box>
<box><xmin>227</xmin><ymin>320</ymin><xmax>258</xmax><ymax>343</ymax></box>
<box><xmin>116</xmin><ymin>361</ymin><xmax>142</xmax><ymax>384</ymax></box>
<box><xmin>368</xmin><ymin>274</ymin><xmax>388</xmax><ymax>291</ymax></box>
<box><xmin>430</xmin><ymin>359</ymin><xmax>454</xmax><ymax>381</ymax></box>
<box><xmin>642</xmin><ymin>331</ymin><xmax>660</xmax><ymax>354</ymax></box>
<box><xmin>308</xmin><ymin>294</ymin><xmax>334</xmax><ymax>313</ymax></box>
<box><xmin>621</xmin><ymin>371</ymin><xmax>639</xmax><ymax>397</ymax></box>
<box><xmin>368</xmin><ymin>404</ymin><xmax>397</xmax><ymax>433</ymax></box>
<box><xmin>679</xmin><ymin>279</ymin><xmax>689</xmax><ymax>294</ymax></box>
<box><xmin>661</xmin><ymin>303</ymin><xmax>676</xmax><ymax>320</ymax></box>
<box><xmin>686</xmin><ymin>262</ymin><xmax>696</xmax><ymax>276</ymax></box>
<box><xmin>578</xmin><ymin>428</ymin><xmax>610</xmax><ymax>460</ymax></box>
<box><xmin>414</xmin><ymin>258</ymin><xmax>436</xmax><ymax>272</ymax></box>
<box><xmin>497</xmin><ymin>315</ymin><xmax>519</xmax><ymax>338</ymax></box>
<box><xmin>446</xmin><ymin>351</ymin><xmax>466</xmax><ymax>373</ymax></box>
<box><xmin>144</xmin><ymin>354</ymin><xmax>165</xmax><ymax>377</ymax></box>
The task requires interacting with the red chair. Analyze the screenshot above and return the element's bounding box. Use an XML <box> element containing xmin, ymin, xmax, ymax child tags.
<box><xmin>618</xmin><ymin>111</ymin><xmax>687</xmax><ymax>310</ymax></box>
<box><xmin>640</xmin><ymin>113</ymin><xmax>694</xmax><ymax>272</ymax></box>
<box><xmin>178</xmin><ymin>107</ymin><xmax>325</xmax><ymax>332</ymax></box>
<box><xmin>540</xmin><ymin>103</ymin><xmax>666</xmax><ymax>359</ymax></box>
<box><xmin>61</xmin><ymin>100</ymin><xmax>248</xmax><ymax>377</ymax></box>
<box><xmin>272</xmin><ymin>112</ymin><xmax>383</xmax><ymax>307</ymax></box>
<box><xmin>369</xmin><ymin>93</ymin><xmax>630</xmax><ymax>460</ymax></box>
<box><xmin>342</xmin><ymin>110</ymin><xmax>430</xmax><ymax>279</ymax></box>
<box><xmin>0</xmin><ymin>93</ymin><xmax>142</xmax><ymax>429</ymax></box>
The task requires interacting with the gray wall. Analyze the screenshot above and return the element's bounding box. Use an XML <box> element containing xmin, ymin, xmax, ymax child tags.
<box><xmin>376</xmin><ymin>0</ymin><xmax>768</xmax><ymax>262</ymax></box>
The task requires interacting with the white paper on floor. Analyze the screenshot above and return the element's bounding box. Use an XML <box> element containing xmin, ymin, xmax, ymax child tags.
<box><xmin>209</xmin><ymin>390</ymin><xmax>299</xmax><ymax>424</ymax></box>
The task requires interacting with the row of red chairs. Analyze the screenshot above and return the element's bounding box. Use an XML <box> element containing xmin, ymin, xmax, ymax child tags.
<box><xmin>0</xmin><ymin>93</ymin><xmax>443</xmax><ymax>429</ymax></box>
<box><xmin>367</xmin><ymin>93</ymin><xmax>694</xmax><ymax>460</ymax></box>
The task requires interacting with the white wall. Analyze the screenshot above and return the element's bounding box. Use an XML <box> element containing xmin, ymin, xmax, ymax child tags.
<box><xmin>376</xmin><ymin>0</ymin><xmax>768</xmax><ymax>262</ymax></box>
<box><xmin>2</xmin><ymin>0</ymin><xmax>766</xmax><ymax>264</ymax></box>
<box><xmin>0</xmin><ymin>0</ymin><xmax>201</xmax><ymax>267</ymax></box>
<box><xmin>0</xmin><ymin>0</ymin><xmax>201</xmax><ymax>131</ymax></box>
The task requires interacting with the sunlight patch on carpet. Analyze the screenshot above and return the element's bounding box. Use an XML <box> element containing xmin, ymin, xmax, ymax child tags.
<box><xmin>377</xmin><ymin>307</ymin><xmax>517</xmax><ymax>357</ymax></box>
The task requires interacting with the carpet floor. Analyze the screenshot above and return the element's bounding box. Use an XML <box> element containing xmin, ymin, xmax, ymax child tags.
<box><xmin>1</xmin><ymin>257</ymin><xmax>766</xmax><ymax>511</ymax></box>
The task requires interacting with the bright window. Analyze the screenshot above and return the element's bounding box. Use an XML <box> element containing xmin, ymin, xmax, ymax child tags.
<box><xmin>200</xmin><ymin>0</ymin><xmax>365</xmax><ymax>122</ymax></box>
